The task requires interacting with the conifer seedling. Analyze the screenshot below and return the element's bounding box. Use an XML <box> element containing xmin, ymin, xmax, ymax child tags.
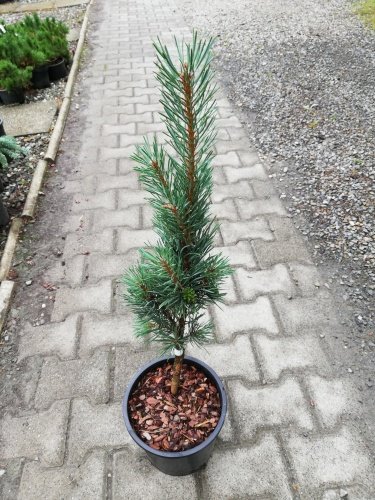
<box><xmin>123</xmin><ymin>33</ymin><xmax>232</xmax><ymax>396</ymax></box>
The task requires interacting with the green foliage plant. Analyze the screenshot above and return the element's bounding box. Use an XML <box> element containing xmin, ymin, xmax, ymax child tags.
<box><xmin>0</xmin><ymin>135</ymin><xmax>26</xmax><ymax>169</ymax></box>
<box><xmin>123</xmin><ymin>33</ymin><xmax>232</xmax><ymax>396</ymax></box>
<box><xmin>0</xmin><ymin>60</ymin><xmax>32</xmax><ymax>91</ymax></box>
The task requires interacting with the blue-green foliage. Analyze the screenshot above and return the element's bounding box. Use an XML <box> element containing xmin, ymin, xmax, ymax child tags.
<box><xmin>123</xmin><ymin>33</ymin><xmax>232</xmax><ymax>355</ymax></box>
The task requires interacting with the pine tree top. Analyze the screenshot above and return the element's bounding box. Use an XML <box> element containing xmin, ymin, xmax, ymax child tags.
<box><xmin>123</xmin><ymin>32</ymin><xmax>232</xmax><ymax>355</ymax></box>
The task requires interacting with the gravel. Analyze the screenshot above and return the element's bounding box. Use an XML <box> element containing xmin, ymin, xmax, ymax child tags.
<box><xmin>177</xmin><ymin>0</ymin><xmax>375</xmax><ymax>332</ymax></box>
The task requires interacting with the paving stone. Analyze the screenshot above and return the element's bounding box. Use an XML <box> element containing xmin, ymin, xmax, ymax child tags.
<box><xmin>80</xmin><ymin>311</ymin><xmax>138</xmax><ymax>355</ymax></box>
<box><xmin>224</xmin><ymin>164</ymin><xmax>267</xmax><ymax>183</ymax></box>
<box><xmin>102</xmin><ymin>123</ymin><xmax>136</xmax><ymax>135</ymax></box>
<box><xmin>18</xmin><ymin>315</ymin><xmax>79</xmax><ymax>361</ymax></box>
<box><xmin>251</xmin><ymin>179</ymin><xmax>277</xmax><ymax>198</ymax></box>
<box><xmin>71</xmin><ymin>190</ymin><xmax>116</xmax><ymax>212</ymax></box>
<box><xmin>44</xmin><ymin>254</ymin><xmax>86</xmax><ymax>286</ymax></box>
<box><xmin>286</xmin><ymin>427</ymin><xmax>373</xmax><ymax>499</ymax></box>
<box><xmin>0</xmin><ymin>401</ymin><xmax>69</xmax><ymax>466</ymax></box>
<box><xmin>230</xmin><ymin>378</ymin><xmax>313</xmax><ymax>439</ymax></box>
<box><xmin>119</xmin><ymin>111</ymin><xmax>153</xmax><ymax>124</ymax></box>
<box><xmin>63</xmin><ymin>175</ymin><xmax>97</xmax><ymax>194</ymax></box>
<box><xmin>288</xmin><ymin>262</ymin><xmax>322</xmax><ymax>296</ymax></box>
<box><xmin>212</xmin><ymin>180</ymin><xmax>253</xmax><ymax>203</ymax></box>
<box><xmin>212</xmin><ymin>151</ymin><xmax>241</xmax><ymax>168</ymax></box>
<box><xmin>0</xmin><ymin>100</ymin><xmax>57</xmax><ymax>136</ymax></box>
<box><xmin>222</xmin><ymin>275</ymin><xmax>238</xmax><ymax>303</ymax></box>
<box><xmin>51</xmin><ymin>280</ymin><xmax>113</xmax><ymax>322</ymax></box>
<box><xmin>306</xmin><ymin>376</ymin><xmax>359</xmax><ymax>428</ymax></box>
<box><xmin>118</xmin><ymin>188</ymin><xmax>147</xmax><ymax>207</ymax></box>
<box><xmin>213</xmin><ymin>297</ymin><xmax>279</xmax><ymax>340</ymax></box>
<box><xmin>18</xmin><ymin>450</ymin><xmax>106</xmax><ymax>500</ymax></box>
<box><xmin>213</xmin><ymin>240</ymin><xmax>257</xmax><ymax>268</ymax></box>
<box><xmin>63</xmin><ymin>229</ymin><xmax>114</xmax><ymax>259</ymax></box>
<box><xmin>203</xmin><ymin>435</ymin><xmax>292</xmax><ymax>499</ymax></box>
<box><xmin>187</xmin><ymin>335</ymin><xmax>259</xmax><ymax>381</ymax></box>
<box><xmin>92</xmin><ymin>208</ymin><xmax>140</xmax><ymax>231</ymax></box>
<box><xmin>253</xmin><ymin>239</ymin><xmax>312</xmax><ymax>267</ymax></box>
<box><xmin>268</xmin><ymin>214</ymin><xmax>299</xmax><ymax>240</ymax></box>
<box><xmin>87</xmin><ymin>253</ymin><xmax>130</xmax><ymax>281</ymax></box>
<box><xmin>215</xmin><ymin>138</ymin><xmax>251</xmax><ymax>154</ymax></box>
<box><xmin>254</xmin><ymin>334</ymin><xmax>329</xmax><ymax>380</ymax></box>
<box><xmin>220</xmin><ymin>219</ymin><xmax>273</xmax><ymax>245</ymax></box>
<box><xmin>117</xmin><ymin>228</ymin><xmax>158</xmax><ymax>252</ymax></box>
<box><xmin>211</xmin><ymin>199</ymin><xmax>238</xmax><ymax>220</ymax></box>
<box><xmin>77</xmin><ymin>158</ymin><xmax>117</xmax><ymax>178</ymax></box>
<box><xmin>273</xmin><ymin>293</ymin><xmax>338</xmax><ymax>336</ymax></box>
<box><xmin>100</xmin><ymin>146</ymin><xmax>134</xmax><ymax>160</ymax></box>
<box><xmin>216</xmin><ymin>116</ymin><xmax>242</xmax><ymax>128</ymax></box>
<box><xmin>114</xmin><ymin>345</ymin><xmax>160</xmax><ymax>400</ymax></box>
<box><xmin>236</xmin><ymin>264</ymin><xmax>295</xmax><ymax>301</ymax></box>
<box><xmin>68</xmin><ymin>399</ymin><xmax>131</xmax><ymax>464</ymax></box>
<box><xmin>112</xmin><ymin>449</ymin><xmax>198</xmax><ymax>499</ymax></box>
<box><xmin>35</xmin><ymin>351</ymin><xmax>110</xmax><ymax>408</ymax></box>
<box><xmin>97</xmin><ymin>173</ymin><xmax>139</xmax><ymax>192</ymax></box>
<box><xmin>237</xmin><ymin>196</ymin><xmax>287</xmax><ymax>219</ymax></box>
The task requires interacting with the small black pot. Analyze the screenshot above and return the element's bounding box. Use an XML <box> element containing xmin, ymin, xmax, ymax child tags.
<box><xmin>0</xmin><ymin>118</ymin><xmax>5</xmax><ymax>136</ymax></box>
<box><xmin>48</xmin><ymin>58</ymin><xmax>68</xmax><ymax>81</ymax></box>
<box><xmin>0</xmin><ymin>88</ymin><xmax>25</xmax><ymax>105</ymax></box>
<box><xmin>122</xmin><ymin>355</ymin><xmax>227</xmax><ymax>476</ymax></box>
<box><xmin>0</xmin><ymin>199</ymin><xmax>9</xmax><ymax>226</ymax></box>
<box><xmin>31</xmin><ymin>65</ymin><xmax>50</xmax><ymax>89</ymax></box>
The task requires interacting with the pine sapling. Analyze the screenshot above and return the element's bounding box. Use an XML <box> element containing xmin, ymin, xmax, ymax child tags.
<box><xmin>123</xmin><ymin>33</ymin><xmax>232</xmax><ymax>396</ymax></box>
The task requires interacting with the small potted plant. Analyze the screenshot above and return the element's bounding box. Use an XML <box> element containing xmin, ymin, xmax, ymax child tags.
<box><xmin>122</xmin><ymin>33</ymin><xmax>232</xmax><ymax>476</ymax></box>
<box><xmin>0</xmin><ymin>60</ymin><xmax>31</xmax><ymax>105</ymax></box>
<box><xmin>42</xmin><ymin>17</ymin><xmax>70</xmax><ymax>81</ymax></box>
<box><xmin>0</xmin><ymin>135</ymin><xmax>26</xmax><ymax>225</ymax></box>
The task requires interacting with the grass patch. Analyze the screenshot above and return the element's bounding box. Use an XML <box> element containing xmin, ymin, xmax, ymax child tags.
<box><xmin>354</xmin><ymin>0</ymin><xmax>375</xmax><ymax>29</ymax></box>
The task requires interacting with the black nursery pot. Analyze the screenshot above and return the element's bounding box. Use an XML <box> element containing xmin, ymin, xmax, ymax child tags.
<box><xmin>0</xmin><ymin>88</ymin><xmax>25</xmax><ymax>105</ymax></box>
<box><xmin>0</xmin><ymin>118</ymin><xmax>5</xmax><ymax>136</ymax></box>
<box><xmin>32</xmin><ymin>65</ymin><xmax>50</xmax><ymax>89</ymax></box>
<box><xmin>122</xmin><ymin>355</ymin><xmax>227</xmax><ymax>476</ymax></box>
<box><xmin>48</xmin><ymin>58</ymin><xmax>68</xmax><ymax>81</ymax></box>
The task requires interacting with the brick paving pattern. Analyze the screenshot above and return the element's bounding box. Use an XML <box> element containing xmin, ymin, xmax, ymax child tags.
<box><xmin>1</xmin><ymin>0</ymin><xmax>374</xmax><ymax>498</ymax></box>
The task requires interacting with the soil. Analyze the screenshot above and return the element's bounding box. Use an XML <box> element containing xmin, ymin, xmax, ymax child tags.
<box><xmin>128</xmin><ymin>362</ymin><xmax>221</xmax><ymax>452</ymax></box>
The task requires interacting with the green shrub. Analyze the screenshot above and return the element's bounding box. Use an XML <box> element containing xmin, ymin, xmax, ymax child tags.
<box><xmin>0</xmin><ymin>60</ymin><xmax>32</xmax><ymax>91</ymax></box>
<box><xmin>0</xmin><ymin>136</ymin><xmax>26</xmax><ymax>169</ymax></box>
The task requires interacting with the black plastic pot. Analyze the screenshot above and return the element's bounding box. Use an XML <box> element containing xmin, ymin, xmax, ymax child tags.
<box><xmin>31</xmin><ymin>65</ymin><xmax>50</xmax><ymax>89</ymax></box>
<box><xmin>122</xmin><ymin>355</ymin><xmax>227</xmax><ymax>476</ymax></box>
<box><xmin>0</xmin><ymin>199</ymin><xmax>9</xmax><ymax>226</ymax></box>
<box><xmin>48</xmin><ymin>58</ymin><xmax>68</xmax><ymax>81</ymax></box>
<box><xmin>0</xmin><ymin>118</ymin><xmax>5</xmax><ymax>136</ymax></box>
<box><xmin>0</xmin><ymin>88</ymin><xmax>25</xmax><ymax>105</ymax></box>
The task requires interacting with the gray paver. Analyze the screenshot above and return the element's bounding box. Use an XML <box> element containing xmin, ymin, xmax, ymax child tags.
<box><xmin>213</xmin><ymin>297</ymin><xmax>279</xmax><ymax>339</ymax></box>
<box><xmin>212</xmin><ymin>180</ymin><xmax>253</xmax><ymax>203</ymax></box>
<box><xmin>68</xmin><ymin>399</ymin><xmax>131</xmax><ymax>464</ymax></box>
<box><xmin>18</xmin><ymin>450</ymin><xmax>106</xmax><ymax>500</ymax></box>
<box><xmin>237</xmin><ymin>196</ymin><xmax>287</xmax><ymax>219</ymax></box>
<box><xmin>229</xmin><ymin>378</ymin><xmax>313</xmax><ymax>439</ymax></box>
<box><xmin>0</xmin><ymin>101</ymin><xmax>57</xmax><ymax>136</ymax></box>
<box><xmin>235</xmin><ymin>264</ymin><xmax>295</xmax><ymax>300</ymax></box>
<box><xmin>112</xmin><ymin>449</ymin><xmax>198</xmax><ymax>499</ymax></box>
<box><xmin>212</xmin><ymin>240</ymin><xmax>257</xmax><ymax>268</ymax></box>
<box><xmin>0</xmin><ymin>401</ymin><xmax>69</xmax><ymax>466</ymax></box>
<box><xmin>18</xmin><ymin>315</ymin><xmax>79</xmax><ymax>361</ymax></box>
<box><xmin>220</xmin><ymin>219</ymin><xmax>273</xmax><ymax>244</ymax></box>
<box><xmin>203</xmin><ymin>436</ymin><xmax>292</xmax><ymax>499</ymax></box>
<box><xmin>286</xmin><ymin>427</ymin><xmax>373</xmax><ymax>499</ymax></box>
<box><xmin>254</xmin><ymin>333</ymin><xmax>330</xmax><ymax>380</ymax></box>
<box><xmin>51</xmin><ymin>279</ymin><xmax>113</xmax><ymax>322</ymax></box>
<box><xmin>35</xmin><ymin>350</ymin><xmax>110</xmax><ymax>408</ymax></box>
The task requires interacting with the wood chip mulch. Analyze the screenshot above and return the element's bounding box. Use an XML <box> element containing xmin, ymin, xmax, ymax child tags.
<box><xmin>128</xmin><ymin>362</ymin><xmax>221</xmax><ymax>452</ymax></box>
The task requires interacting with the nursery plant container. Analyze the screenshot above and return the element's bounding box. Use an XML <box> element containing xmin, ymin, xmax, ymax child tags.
<box><xmin>31</xmin><ymin>65</ymin><xmax>50</xmax><ymax>89</ymax></box>
<box><xmin>0</xmin><ymin>199</ymin><xmax>9</xmax><ymax>226</ymax></box>
<box><xmin>48</xmin><ymin>58</ymin><xmax>68</xmax><ymax>81</ymax></box>
<box><xmin>0</xmin><ymin>88</ymin><xmax>25</xmax><ymax>105</ymax></box>
<box><xmin>0</xmin><ymin>118</ymin><xmax>5</xmax><ymax>136</ymax></box>
<box><xmin>122</xmin><ymin>355</ymin><xmax>227</xmax><ymax>476</ymax></box>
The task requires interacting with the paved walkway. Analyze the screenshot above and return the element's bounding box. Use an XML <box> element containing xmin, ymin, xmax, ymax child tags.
<box><xmin>1</xmin><ymin>0</ymin><xmax>374</xmax><ymax>498</ymax></box>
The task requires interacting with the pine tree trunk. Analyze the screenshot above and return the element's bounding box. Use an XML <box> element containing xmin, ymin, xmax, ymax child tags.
<box><xmin>171</xmin><ymin>351</ymin><xmax>184</xmax><ymax>396</ymax></box>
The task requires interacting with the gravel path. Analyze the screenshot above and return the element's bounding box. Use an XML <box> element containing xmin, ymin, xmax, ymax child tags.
<box><xmin>178</xmin><ymin>0</ymin><xmax>375</xmax><ymax>353</ymax></box>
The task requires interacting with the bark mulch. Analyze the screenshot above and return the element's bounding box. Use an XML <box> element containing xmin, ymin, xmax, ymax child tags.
<box><xmin>128</xmin><ymin>362</ymin><xmax>221</xmax><ymax>452</ymax></box>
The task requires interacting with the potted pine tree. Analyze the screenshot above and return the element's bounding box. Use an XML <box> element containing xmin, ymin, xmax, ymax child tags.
<box><xmin>122</xmin><ymin>33</ymin><xmax>232</xmax><ymax>476</ymax></box>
